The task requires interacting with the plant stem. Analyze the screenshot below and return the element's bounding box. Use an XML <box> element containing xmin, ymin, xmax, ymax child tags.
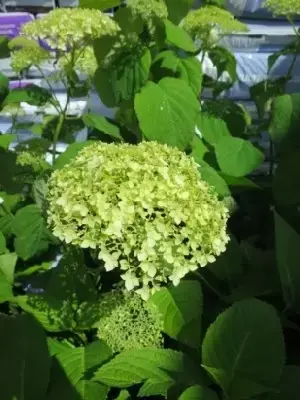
<box><xmin>193</xmin><ymin>270</ymin><xmax>228</xmax><ymax>303</ymax></box>
<box><xmin>269</xmin><ymin>138</ymin><xmax>274</xmax><ymax>176</ymax></box>
<box><xmin>52</xmin><ymin>112</ymin><xmax>65</xmax><ymax>164</ymax></box>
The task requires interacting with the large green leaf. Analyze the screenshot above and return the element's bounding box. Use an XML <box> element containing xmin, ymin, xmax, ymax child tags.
<box><xmin>94</xmin><ymin>48</ymin><xmax>151</xmax><ymax>107</ymax></box>
<box><xmin>94</xmin><ymin>348</ymin><xmax>204</xmax><ymax>396</ymax></box>
<box><xmin>135</xmin><ymin>77</ymin><xmax>199</xmax><ymax>150</ymax></box>
<box><xmin>273</xmin><ymin>149</ymin><xmax>300</xmax><ymax>206</ymax></box>
<box><xmin>150</xmin><ymin>280</ymin><xmax>203</xmax><ymax>348</ymax></box>
<box><xmin>152</xmin><ymin>51</ymin><xmax>203</xmax><ymax>95</ymax></box>
<box><xmin>190</xmin><ymin>135</ymin><xmax>208</xmax><ymax>163</ymax></box>
<box><xmin>268</xmin><ymin>366</ymin><xmax>300</xmax><ymax>400</ymax></box>
<box><xmin>12</xmin><ymin>204</ymin><xmax>54</xmax><ymax>260</ymax></box>
<box><xmin>17</xmin><ymin>250</ymin><xmax>101</xmax><ymax>331</ymax></box>
<box><xmin>82</xmin><ymin>113</ymin><xmax>122</xmax><ymax>141</ymax></box>
<box><xmin>196</xmin><ymin>112</ymin><xmax>230</xmax><ymax>147</ymax></box>
<box><xmin>164</xmin><ymin>20</ymin><xmax>196</xmax><ymax>52</ymax></box>
<box><xmin>54</xmin><ymin>141</ymin><xmax>94</xmax><ymax>170</ymax></box>
<box><xmin>202</xmin><ymin>299</ymin><xmax>285</xmax><ymax>400</ymax></box>
<box><xmin>0</xmin><ymin>252</ymin><xmax>17</xmax><ymax>303</ymax></box>
<box><xmin>275</xmin><ymin>211</ymin><xmax>300</xmax><ymax>310</ymax></box>
<box><xmin>179</xmin><ymin>386</ymin><xmax>219</xmax><ymax>400</ymax></box>
<box><xmin>165</xmin><ymin>0</ymin><xmax>194</xmax><ymax>24</ymax></box>
<box><xmin>0</xmin><ymin>134</ymin><xmax>16</xmax><ymax>149</ymax></box>
<box><xmin>79</xmin><ymin>0</ymin><xmax>121</xmax><ymax>10</ymax></box>
<box><xmin>3</xmin><ymin>85</ymin><xmax>54</xmax><ymax>107</ymax></box>
<box><xmin>215</xmin><ymin>136</ymin><xmax>264</xmax><ymax>177</ymax></box>
<box><xmin>0</xmin><ymin>314</ymin><xmax>51</xmax><ymax>399</ymax></box>
<box><xmin>48</xmin><ymin>340</ymin><xmax>111</xmax><ymax>399</ymax></box>
<box><xmin>197</xmin><ymin>161</ymin><xmax>230</xmax><ymax>197</ymax></box>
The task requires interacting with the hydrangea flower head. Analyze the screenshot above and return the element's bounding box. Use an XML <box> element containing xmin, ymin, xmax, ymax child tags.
<box><xmin>58</xmin><ymin>46</ymin><xmax>98</xmax><ymax>76</ymax></box>
<box><xmin>21</xmin><ymin>8</ymin><xmax>120</xmax><ymax>51</ymax></box>
<box><xmin>183</xmin><ymin>5</ymin><xmax>248</xmax><ymax>43</ymax></box>
<box><xmin>47</xmin><ymin>141</ymin><xmax>229</xmax><ymax>298</ymax></box>
<box><xmin>264</xmin><ymin>0</ymin><xmax>300</xmax><ymax>16</ymax></box>
<box><xmin>10</xmin><ymin>45</ymin><xmax>49</xmax><ymax>74</ymax></box>
<box><xmin>127</xmin><ymin>0</ymin><xmax>168</xmax><ymax>21</ymax></box>
<box><xmin>17</xmin><ymin>151</ymin><xmax>50</xmax><ymax>174</ymax></box>
<box><xmin>96</xmin><ymin>289</ymin><xmax>163</xmax><ymax>352</ymax></box>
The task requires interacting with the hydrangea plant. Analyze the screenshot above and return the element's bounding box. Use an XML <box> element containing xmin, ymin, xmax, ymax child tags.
<box><xmin>264</xmin><ymin>0</ymin><xmax>300</xmax><ymax>17</ymax></box>
<box><xmin>47</xmin><ymin>141</ymin><xmax>230</xmax><ymax>299</ymax></box>
<box><xmin>96</xmin><ymin>289</ymin><xmax>163</xmax><ymax>352</ymax></box>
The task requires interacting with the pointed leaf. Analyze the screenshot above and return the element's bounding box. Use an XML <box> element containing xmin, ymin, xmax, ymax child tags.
<box><xmin>0</xmin><ymin>314</ymin><xmax>51</xmax><ymax>399</ymax></box>
<box><xmin>0</xmin><ymin>134</ymin><xmax>15</xmax><ymax>149</ymax></box>
<box><xmin>165</xmin><ymin>0</ymin><xmax>194</xmax><ymax>24</ymax></box>
<box><xmin>275</xmin><ymin>211</ymin><xmax>300</xmax><ymax>310</ymax></box>
<box><xmin>215</xmin><ymin>136</ymin><xmax>264</xmax><ymax>177</ymax></box>
<box><xmin>202</xmin><ymin>299</ymin><xmax>285</xmax><ymax>400</ymax></box>
<box><xmin>54</xmin><ymin>141</ymin><xmax>94</xmax><ymax>169</ymax></box>
<box><xmin>150</xmin><ymin>280</ymin><xmax>203</xmax><ymax>348</ymax></box>
<box><xmin>164</xmin><ymin>20</ymin><xmax>197</xmax><ymax>52</ymax></box>
<box><xmin>196</xmin><ymin>113</ymin><xmax>230</xmax><ymax>147</ymax></box>
<box><xmin>3</xmin><ymin>85</ymin><xmax>53</xmax><ymax>107</ymax></box>
<box><xmin>197</xmin><ymin>161</ymin><xmax>229</xmax><ymax>196</ymax></box>
<box><xmin>179</xmin><ymin>386</ymin><xmax>219</xmax><ymax>400</ymax></box>
<box><xmin>135</xmin><ymin>77</ymin><xmax>200</xmax><ymax>150</ymax></box>
<box><xmin>82</xmin><ymin>113</ymin><xmax>122</xmax><ymax>141</ymax></box>
<box><xmin>0</xmin><ymin>252</ymin><xmax>17</xmax><ymax>303</ymax></box>
<box><xmin>12</xmin><ymin>204</ymin><xmax>53</xmax><ymax>260</ymax></box>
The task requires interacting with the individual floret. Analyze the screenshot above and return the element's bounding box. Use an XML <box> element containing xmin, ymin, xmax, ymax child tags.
<box><xmin>47</xmin><ymin>142</ymin><xmax>230</xmax><ymax>298</ymax></box>
<box><xmin>96</xmin><ymin>289</ymin><xmax>163</xmax><ymax>352</ymax></box>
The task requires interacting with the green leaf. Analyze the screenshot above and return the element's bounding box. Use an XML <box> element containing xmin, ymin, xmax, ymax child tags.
<box><xmin>268</xmin><ymin>366</ymin><xmax>300</xmax><ymax>400</ymax></box>
<box><xmin>116</xmin><ymin>390</ymin><xmax>131</xmax><ymax>400</ymax></box>
<box><xmin>0</xmin><ymin>134</ymin><xmax>16</xmax><ymax>149</ymax></box>
<box><xmin>269</xmin><ymin>93</ymin><xmax>300</xmax><ymax>146</ymax></box>
<box><xmin>275</xmin><ymin>211</ymin><xmax>300</xmax><ymax>310</ymax></box>
<box><xmin>190</xmin><ymin>135</ymin><xmax>208</xmax><ymax>163</ymax></box>
<box><xmin>79</xmin><ymin>0</ymin><xmax>121</xmax><ymax>10</ymax></box>
<box><xmin>114</xmin><ymin>7</ymin><xmax>144</xmax><ymax>36</ymax></box>
<box><xmin>202</xmin><ymin>99</ymin><xmax>251</xmax><ymax>137</ymax></box>
<box><xmin>273</xmin><ymin>149</ymin><xmax>300</xmax><ymax>206</ymax></box>
<box><xmin>12</xmin><ymin>205</ymin><xmax>53</xmax><ymax>260</ymax></box>
<box><xmin>135</xmin><ymin>77</ymin><xmax>199</xmax><ymax>150</ymax></box>
<box><xmin>94</xmin><ymin>348</ymin><xmax>203</xmax><ymax>395</ymax></box>
<box><xmin>202</xmin><ymin>299</ymin><xmax>285</xmax><ymax>400</ymax></box>
<box><xmin>179</xmin><ymin>386</ymin><xmax>219</xmax><ymax>400</ymax></box>
<box><xmin>0</xmin><ymin>149</ymin><xmax>24</xmax><ymax>194</ymax></box>
<box><xmin>164</xmin><ymin>0</ymin><xmax>194</xmax><ymax>24</ymax></box>
<box><xmin>208</xmin><ymin>46</ymin><xmax>237</xmax><ymax>87</ymax></box>
<box><xmin>54</xmin><ymin>141</ymin><xmax>93</xmax><ymax>170</ymax></box>
<box><xmin>196</xmin><ymin>113</ymin><xmax>230</xmax><ymax>147</ymax></box>
<box><xmin>152</xmin><ymin>51</ymin><xmax>203</xmax><ymax>95</ymax></box>
<box><xmin>82</xmin><ymin>113</ymin><xmax>122</xmax><ymax>141</ymax></box>
<box><xmin>0</xmin><ymin>231</ymin><xmax>7</xmax><ymax>254</ymax></box>
<box><xmin>0</xmin><ymin>36</ymin><xmax>10</xmax><ymax>59</ymax></box>
<box><xmin>0</xmin><ymin>252</ymin><xmax>17</xmax><ymax>303</ymax></box>
<box><xmin>150</xmin><ymin>280</ymin><xmax>203</xmax><ymax>348</ymax></box>
<box><xmin>0</xmin><ymin>313</ymin><xmax>51</xmax><ymax>399</ymax></box>
<box><xmin>198</xmin><ymin>161</ymin><xmax>229</xmax><ymax>196</ymax></box>
<box><xmin>250</xmin><ymin>78</ymin><xmax>286</xmax><ymax>119</ymax></box>
<box><xmin>47</xmin><ymin>338</ymin><xmax>74</xmax><ymax>356</ymax></box>
<box><xmin>94</xmin><ymin>48</ymin><xmax>151</xmax><ymax>107</ymax></box>
<box><xmin>17</xmin><ymin>250</ymin><xmax>100</xmax><ymax>331</ymax></box>
<box><xmin>3</xmin><ymin>85</ymin><xmax>54</xmax><ymax>107</ymax></box>
<box><xmin>268</xmin><ymin>39</ymin><xmax>300</xmax><ymax>72</ymax></box>
<box><xmin>48</xmin><ymin>340</ymin><xmax>111</xmax><ymax>399</ymax></box>
<box><xmin>15</xmin><ymin>261</ymin><xmax>51</xmax><ymax>278</ymax></box>
<box><xmin>215</xmin><ymin>136</ymin><xmax>264</xmax><ymax>177</ymax></box>
<box><xmin>0</xmin><ymin>71</ymin><xmax>9</xmax><ymax>102</ymax></box>
<box><xmin>164</xmin><ymin>20</ymin><xmax>196</xmax><ymax>52</ymax></box>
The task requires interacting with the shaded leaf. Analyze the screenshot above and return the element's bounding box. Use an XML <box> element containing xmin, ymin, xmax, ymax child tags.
<box><xmin>164</xmin><ymin>20</ymin><xmax>196</xmax><ymax>52</ymax></box>
<box><xmin>82</xmin><ymin>113</ymin><xmax>122</xmax><ymax>140</ymax></box>
<box><xmin>196</xmin><ymin>112</ymin><xmax>230</xmax><ymax>147</ymax></box>
<box><xmin>179</xmin><ymin>385</ymin><xmax>219</xmax><ymax>399</ymax></box>
<box><xmin>0</xmin><ymin>134</ymin><xmax>16</xmax><ymax>149</ymax></box>
<box><xmin>150</xmin><ymin>280</ymin><xmax>203</xmax><ymax>348</ymax></box>
<box><xmin>54</xmin><ymin>141</ymin><xmax>93</xmax><ymax>170</ymax></box>
<box><xmin>202</xmin><ymin>299</ymin><xmax>285</xmax><ymax>399</ymax></box>
<box><xmin>165</xmin><ymin>0</ymin><xmax>194</xmax><ymax>24</ymax></box>
<box><xmin>3</xmin><ymin>85</ymin><xmax>54</xmax><ymax>107</ymax></box>
<box><xmin>0</xmin><ymin>252</ymin><xmax>17</xmax><ymax>303</ymax></box>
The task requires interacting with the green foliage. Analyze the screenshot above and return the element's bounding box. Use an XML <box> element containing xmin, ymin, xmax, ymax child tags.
<box><xmin>82</xmin><ymin>113</ymin><xmax>122</xmax><ymax>141</ymax></box>
<box><xmin>179</xmin><ymin>386</ymin><xmax>219</xmax><ymax>400</ymax></box>
<box><xmin>202</xmin><ymin>299</ymin><xmax>285</xmax><ymax>399</ymax></box>
<box><xmin>150</xmin><ymin>280</ymin><xmax>203</xmax><ymax>348</ymax></box>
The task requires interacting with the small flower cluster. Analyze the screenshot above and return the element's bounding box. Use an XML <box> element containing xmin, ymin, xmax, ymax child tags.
<box><xmin>58</xmin><ymin>46</ymin><xmax>98</xmax><ymax>76</ymax></box>
<box><xmin>96</xmin><ymin>289</ymin><xmax>163</xmax><ymax>353</ymax></box>
<box><xmin>127</xmin><ymin>0</ymin><xmax>168</xmax><ymax>21</ymax></box>
<box><xmin>264</xmin><ymin>0</ymin><xmax>300</xmax><ymax>16</ymax></box>
<box><xmin>17</xmin><ymin>151</ymin><xmax>50</xmax><ymax>174</ymax></box>
<box><xmin>10</xmin><ymin>45</ymin><xmax>49</xmax><ymax>74</ymax></box>
<box><xmin>47</xmin><ymin>142</ymin><xmax>229</xmax><ymax>299</ymax></box>
<box><xmin>21</xmin><ymin>8</ymin><xmax>120</xmax><ymax>51</ymax></box>
<box><xmin>183</xmin><ymin>5</ymin><xmax>248</xmax><ymax>44</ymax></box>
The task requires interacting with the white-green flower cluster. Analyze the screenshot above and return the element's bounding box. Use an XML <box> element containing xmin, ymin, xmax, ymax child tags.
<box><xmin>96</xmin><ymin>289</ymin><xmax>163</xmax><ymax>352</ymax></box>
<box><xmin>183</xmin><ymin>5</ymin><xmax>248</xmax><ymax>44</ymax></box>
<box><xmin>127</xmin><ymin>0</ymin><xmax>168</xmax><ymax>21</ymax></box>
<box><xmin>47</xmin><ymin>142</ymin><xmax>229</xmax><ymax>299</ymax></box>
<box><xmin>17</xmin><ymin>151</ymin><xmax>50</xmax><ymax>174</ymax></box>
<box><xmin>21</xmin><ymin>8</ymin><xmax>120</xmax><ymax>51</ymax></box>
<box><xmin>10</xmin><ymin>45</ymin><xmax>49</xmax><ymax>74</ymax></box>
<box><xmin>264</xmin><ymin>0</ymin><xmax>300</xmax><ymax>16</ymax></box>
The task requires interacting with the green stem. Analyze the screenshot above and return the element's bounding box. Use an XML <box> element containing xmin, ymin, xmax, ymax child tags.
<box><xmin>193</xmin><ymin>270</ymin><xmax>229</xmax><ymax>303</ymax></box>
<box><xmin>52</xmin><ymin>112</ymin><xmax>65</xmax><ymax>164</ymax></box>
<box><xmin>269</xmin><ymin>138</ymin><xmax>274</xmax><ymax>176</ymax></box>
